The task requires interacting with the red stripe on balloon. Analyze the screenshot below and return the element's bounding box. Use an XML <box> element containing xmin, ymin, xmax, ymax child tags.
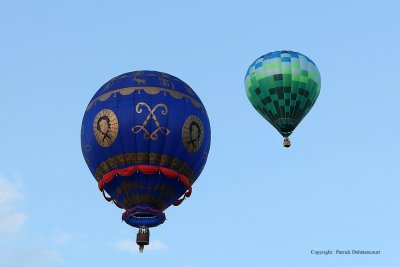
<box><xmin>97</xmin><ymin>165</ymin><xmax>192</xmax><ymax>206</ymax></box>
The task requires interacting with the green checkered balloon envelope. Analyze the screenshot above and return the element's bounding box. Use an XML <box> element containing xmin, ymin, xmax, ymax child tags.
<box><xmin>245</xmin><ymin>51</ymin><xmax>321</xmax><ymax>147</ymax></box>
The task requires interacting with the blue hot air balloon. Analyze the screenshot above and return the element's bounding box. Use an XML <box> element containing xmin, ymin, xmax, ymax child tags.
<box><xmin>81</xmin><ymin>71</ymin><xmax>211</xmax><ymax>252</ymax></box>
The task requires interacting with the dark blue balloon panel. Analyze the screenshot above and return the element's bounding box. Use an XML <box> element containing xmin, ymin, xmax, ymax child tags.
<box><xmin>81</xmin><ymin>71</ymin><xmax>211</xmax><ymax>228</ymax></box>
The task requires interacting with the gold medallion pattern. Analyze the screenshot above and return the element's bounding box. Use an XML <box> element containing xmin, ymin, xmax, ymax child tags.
<box><xmin>93</xmin><ymin>109</ymin><xmax>119</xmax><ymax>147</ymax></box>
<box><xmin>182</xmin><ymin>115</ymin><xmax>204</xmax><ymax>153</ymax></box>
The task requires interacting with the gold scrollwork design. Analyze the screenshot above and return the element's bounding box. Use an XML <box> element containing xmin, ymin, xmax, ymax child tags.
<box><xmin>131</xmin><ymin>102</ymin><xmax>170</xmax><ymax>140</ymax></box>
<box><xmin>86</xmin><ymin>87</ymin><xmax>204</xmax><ymax>111</ymax></box>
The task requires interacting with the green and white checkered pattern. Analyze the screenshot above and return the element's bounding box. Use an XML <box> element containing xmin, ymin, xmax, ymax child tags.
<box><xmin>245</xmin><ymin>51</ymin><xmax>321</xmax><ymax>137</ymax></box>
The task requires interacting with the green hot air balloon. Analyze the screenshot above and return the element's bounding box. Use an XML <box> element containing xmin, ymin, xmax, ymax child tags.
<box><xmin>245</xmin><ymin>51</ymin><xmax>321</xmax><ymax>147</ymax></box>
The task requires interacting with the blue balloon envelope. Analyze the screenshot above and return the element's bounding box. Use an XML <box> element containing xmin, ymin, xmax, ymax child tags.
<box><xmin>81</xmin><ymin>71</ymin><xmax>211</xmax><ymax>250</ymax></box>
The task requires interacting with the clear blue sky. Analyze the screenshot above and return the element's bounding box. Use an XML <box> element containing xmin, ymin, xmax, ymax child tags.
<box><xmin>1</xmin><ymin>0</ymin><xmax>399</xmax><ymax>266</ymax></box>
